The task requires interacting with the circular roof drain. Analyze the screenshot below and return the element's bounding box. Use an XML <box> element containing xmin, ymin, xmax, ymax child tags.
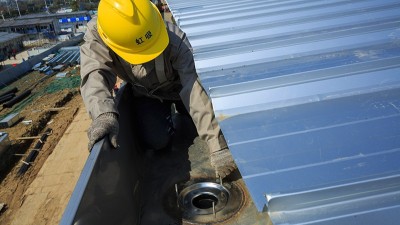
<box><xmin>179</xmin><ymin>182</ymin><xmax>229</xmax><ymax>215</ymax></box>
<box><xmin>174</xmin><ymin>180</ymin><xmax>245</xmax><ymax>224</ymax></box>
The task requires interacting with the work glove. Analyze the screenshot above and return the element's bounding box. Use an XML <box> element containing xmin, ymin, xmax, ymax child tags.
<box><xmin>210</xmin><ymin>148</ymin><xmax>237</xmax><ymax>179</ymax></box>
<box><xmin>87</xmin><ymin>112</ymin><xmax>119</xmax><ymax>151</ymax></box>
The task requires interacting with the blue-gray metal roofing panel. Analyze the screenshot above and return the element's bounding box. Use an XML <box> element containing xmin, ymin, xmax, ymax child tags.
<box><xmin>0</xmin><ymin>32</ymin><xmax>25</xmax><ymax>43</ymax></box>
<box><xmin>166</xmin><ymin>0</ymin><xmax>400</xmax><ymax>224</ymax></box>
<box><xmin>48</xmin><ymin>48</ymin><xmax>80</xmax><ymax>66</ymax></box>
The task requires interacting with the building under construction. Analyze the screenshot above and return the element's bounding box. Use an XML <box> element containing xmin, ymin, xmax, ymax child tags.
<box><xmin>0</xmin><ymin>11</ymin><xmax>92</xmax><ymax>37</ymax></box>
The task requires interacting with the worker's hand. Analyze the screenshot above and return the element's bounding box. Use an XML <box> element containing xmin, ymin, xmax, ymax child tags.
<box><xmin>87</xmin><ymin>112</ymin><xmax>119</xmax><ymax>151</ymax></box>
<box><xmin>210</xmin><ymin>148</ymin><xmax>237</xmax><ymax>179</ymax></box>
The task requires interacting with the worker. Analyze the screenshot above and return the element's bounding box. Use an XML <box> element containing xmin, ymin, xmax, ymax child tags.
<box><xmin>80</xmin><ymin>0</ymin><xmax>236</xmax><ymax>179</ymax></box>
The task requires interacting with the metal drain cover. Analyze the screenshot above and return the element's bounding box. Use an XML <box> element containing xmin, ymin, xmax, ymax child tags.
<box><xmin>178</xmin><ymin>182</ymin><xmax>229</xmax><ymax>215</ymax></box>
<box><xmin>164</xmin><ymin>180</ymin><xmax>245</xmax><ymax>224</ymax></box>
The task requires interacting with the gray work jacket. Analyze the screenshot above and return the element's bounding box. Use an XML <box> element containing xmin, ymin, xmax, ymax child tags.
<box><xmin>80</xmin><ymin>18</ymin><xmax>227</xmax><ymax>153</ymax></box>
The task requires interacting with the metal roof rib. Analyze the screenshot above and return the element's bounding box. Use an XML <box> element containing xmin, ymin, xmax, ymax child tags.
<box><xmin>166</xmin><ymin>0</ymin><xmax>400</xmax><ymax>224</ymax></box>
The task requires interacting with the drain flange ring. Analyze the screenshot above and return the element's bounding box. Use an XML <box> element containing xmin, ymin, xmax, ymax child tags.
<box><xmin>178</xmin><ymin>182</ymin><xmax>229</xmax><ymax>215</ymax></box>
<box><xmin>164</xmin><ymin>179</ymin><xmax>245</xmax><ymax>224</ymax></box>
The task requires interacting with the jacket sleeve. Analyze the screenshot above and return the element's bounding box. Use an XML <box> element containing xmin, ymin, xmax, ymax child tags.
<box><xmin>168</xmin><ymin>24</ymin><xmax>228</xmax><ymax>153</ymax></box>
<box><xmin>80</xmin><ymin>19</ymin><xmax>118</xmax><ymax>120</ymax></box>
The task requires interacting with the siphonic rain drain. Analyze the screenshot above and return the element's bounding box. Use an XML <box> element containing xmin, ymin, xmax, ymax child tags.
<box><xmin>178</xmin><ymin>182</ymin><xmax>229</xmax><ymax>216</ymax></box>
<box><xmin>165</xmin><ymin>179</ymin><xmax>245</xmax><ymax>224</ymax></box>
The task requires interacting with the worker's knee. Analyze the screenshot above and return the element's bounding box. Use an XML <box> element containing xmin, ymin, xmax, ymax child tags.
<box><xmin>140</xmin><ymin>116</ymin><xmax>174</xmax><ymax>150</ymax></box>
<box><xmin>144</xmin><ymin>131</ymin><xmax>172</xmax><ymax>150</ymax></box>
<box><xmin>133</xmin><ymin>98</ymin><xmax>174</xmax><ymax>150</ymax></box>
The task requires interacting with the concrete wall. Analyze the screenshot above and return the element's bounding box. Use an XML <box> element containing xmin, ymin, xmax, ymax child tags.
<box><xmin>0</xmin><ymin>33</ymin><xmax>83</xmax><ymax>88</ymax></box>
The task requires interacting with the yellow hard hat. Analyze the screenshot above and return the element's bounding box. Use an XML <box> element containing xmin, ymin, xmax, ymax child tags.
<box><xmin>97</xmin><ymin>0</ymin><xmax>169</xmax><ymax>64</ymax></box>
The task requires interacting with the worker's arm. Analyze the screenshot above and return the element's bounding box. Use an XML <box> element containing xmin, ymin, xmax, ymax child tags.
<box><xmin>80</xmin><ymin>19</ymin><xmax>118</xmax><ymax>120</ymax></box>
<box><xmin>167</xmin><ymin>23</ymin><xmax>237</xmax><ymax>178</ymax></box>
<box><xmin>80</xmin><ymin>18</ymin><xmax>119</xmax><ymax>150</ymax></box>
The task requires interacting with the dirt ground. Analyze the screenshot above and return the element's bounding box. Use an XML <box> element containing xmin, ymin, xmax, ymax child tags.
<box><xmin>0</xmin><ymin>65</ymin><xmax>90</xmax><ymax>225</ymax></box>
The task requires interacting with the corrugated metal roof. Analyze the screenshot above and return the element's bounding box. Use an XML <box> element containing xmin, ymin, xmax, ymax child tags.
<box><xmin>48</xmin><ymin>47</ymin><xmax>80</xmax><ymax>66</ymax></box>
<box><xmin>0</xmin><ymin>18</ymin><xmax>54</xmax><ymax>28</ymax></box>
<box><xmin>16</xmin><ymin>11</ymin><xmax>90</xmax><ymax>19</ymax></box>
<box><xmin>166</xmin><ymin>0</ymin><xmax>400</xmax><ymax>224</ymax></box>
<box><xmin>0</xmin><ymin>32</ymin><xmax>25</xmax><ymax>43</ymax></box>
